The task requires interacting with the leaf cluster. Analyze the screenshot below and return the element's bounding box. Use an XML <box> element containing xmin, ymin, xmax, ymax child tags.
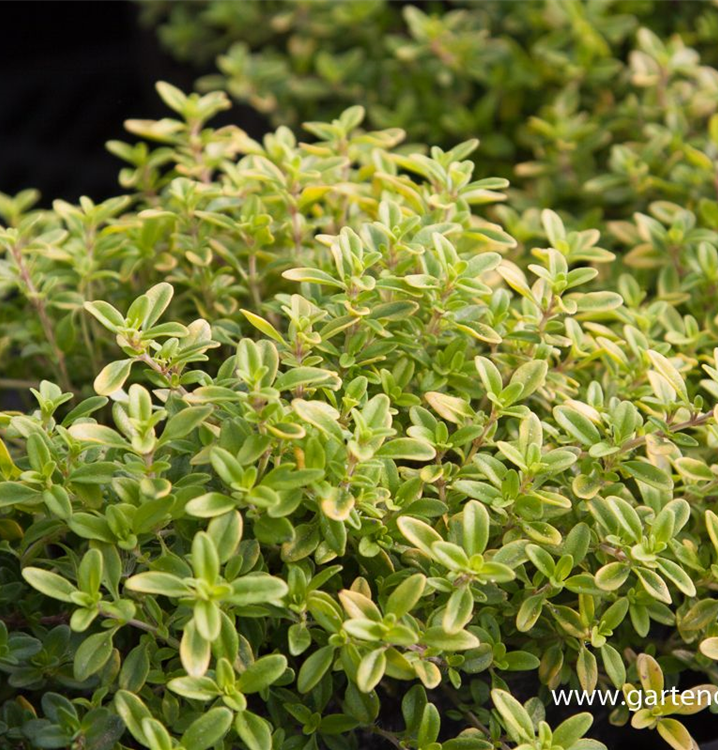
<box><xmin>3</xmin><ymin>8</ymin><xmax>718</xmax><ymax>748</ymax></box>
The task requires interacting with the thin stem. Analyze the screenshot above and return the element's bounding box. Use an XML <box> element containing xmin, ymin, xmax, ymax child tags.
<box><xmin>439</xmin><ymin>684</ymin><xmax>506</xmax><ymax>748</ymax></box>
<box><xmin>0</xmin><ymin>378</ymin><xmax>40</xmax><ymax>390</ymax></box>
<box><xmin>11</xmin><ymin>243</ymin><xmax>72</xmax><ymax>393</ymax></box>
<box><xmin>138</xmin><ymin>354</ymin><xmax>188</xmax><ymax>396</ymax></box>
<box><xmin>248</xmin><ymin>253</ymin><xmax>262</xmax><ymax>309</ymax></box>
<box><xmin>80</xmin><ymin>309</ymin><xmax>100</xmax><ymax>373</ymax></box>
<box><xmin>618</xmin><ymin>411</ymin><xmax>712</xmax><ymax>455</ymax></box>
<box><xmin>189</xmin><ymin>119</ymin><xmax>212</xmax><ymax>184</ymax></box>
<box><xmin>80</xmin><ymin>229</ymin><xmax>100</xmax><ymax>373</ymax></box>
<box><xmin>369</xmin><ymin>726</ymin><xmax>404</xmax><ymax>749</ymax></box>
<box><xmin>289</xmin><ymin>202</ymin><xmax>303</xmax><ymax>257</ymax></box>
<box><xmin>101</xmin><ymin>607</ymin><xmax>181</xmax><ymax>650</ymax></box>
<box><xmin>466</xmin><ymin>411</ymin><xmax>498</xmax><ymax>463</ymax></box>
<box><xmin>537</xmin><ymin>293</ymin><xmax>555</xmax><ymax>338</ymax></box>
<box><xmin>599</xmin><ymin>543</ymin><xmax>629</xmax><ymax>562</ymax></box>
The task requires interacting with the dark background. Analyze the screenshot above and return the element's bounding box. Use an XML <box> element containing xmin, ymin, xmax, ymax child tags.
<box><xmin>0</xmin><ymin>0</ymin><xmax>445</xmax><ymax>208</ymax></box>
<box><xmin>0</xmin><ymin>1</ymin><xmax>266</xmax><ymax>206</ymax></box>
<box><xmin>1</xmin><ymin>2</ymin><xmax>168</xmax><ymax>203</ymax></box>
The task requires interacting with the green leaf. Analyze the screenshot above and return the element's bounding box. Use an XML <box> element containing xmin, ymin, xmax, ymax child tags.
<box><xmin>298</xmin><ymin>645</ymin><xmax>335</xmax><ymax>694</ymax></box>
<box><xmin>69</xmin><ymin>462</ymin><xmax>118</xmax><ymax>485</ymax></box>
<box><xmin>553</xmin><ymin>713</ymin><xmax>593</xmax><ymax>749</ymax></box>
<box><xmin>443</xmin><ymin>586</ymin><xmax>474</xmax><ymax>635</ymax></box>
<box><xmin>194</xmin><ymin>599</ymin><xmax>221</xmax><ymax>641</ymax></box>
<box><xmin>262</xmin><ymin>465</ymin><xmax>325</xmax><ymax>491</ymax></box>
<box><xmin>491</xmin><ymin>689</ymin><xmax>535</xmax><ymax>743</ymax></box>
<box><xmin>275</xmin><ymin>367</ymin><xmax>341</xmax><ymax>392</ymax></box>
<box><xmin>636</xmin><ymin>568</ymin><xmax>672</xmax><ymax>603</ymax></box>
<box><xmin>68</xmin><ymin>513</ymin><xmax>114</xmax><ymax>543</ymax></box>
<box><xmin>577</xmin><ymin>646</ymin><xmax>598</xmax><ymax>692</ymax></box>
<box><xmin>595</xmin><ymin>562</ymin><xmax>630</xmax><ymax>592</ymax></box>
<box><xmin>601</xmin><ymin>496</ymin><xmax>642</xmax><ymax>542</ymax></box>
<box><xmin>207</xmin><ymin>511</ymin><xmax>243</xmax><ymax>563</ymax></box>
<box><xmin>422</xmin><ymin>627</ymin><xmax>479</xmax><ymax>651</ymax></box>
<box><xmin>180</xmin><ymin>620</ymin><xmax>211</xmax><ymax>678</ymax></box>
<box><xmin>542</xmin><ymin>209</ymin><xmax>566</xmax><ymax>247</ymax></box>
<box><xmin>74</xmin><ymin>630</ymin><xmax>114</xmax><ymax>681</ymax></box>
<box><xmin>647</xmin><ymin>350</ymin><xmax>688</xmax><ymax>402</ymax></box>
<box><xmin>432</xmin><ymin>540</ymin><xmax>469</xmax><ymax>570</ymax></box>
<box><xmin>474</xmin><ymin>356</ymin><xmax>503</xmax><ymax>396</ymax></box>
<box><xmin>503</xmin><ymin>651</ymin><xmax>540</xmax><ymax>671</ymax></box>
<box><xmin>656</xmin><ymin>719</ymin><xmax>696</xmax><ymax>750</ymax></box>
<box><xmin>572</xmin><ymin>291</ymin><xmax>623</xmax><ymax>313</ymax></box>
<box><xmin>655</xmin><ymin>559</ymin><xmax>695</xmax><ymax>597</ymax></box>
<box><xmin>509</xmin><ymin>360</ymin><xmax>548</xmax><ymax>402</ymax></box>
<box><xmin>210</xmin><ymin>447</ymin><xmax>244</xmax><ymax>486</ymax></box>
<box><xmin>397</xmin><ymin>516</ymin><xmax>443</xmax><ymax>557</ymax></box>
<box><xmin>623</xmin><ymin>460</ymin><xmax>673</xmax><ymax>491</ymax></box>
<box><xmin>227</xmin><ymin>573</ymin><xmax>288</xmax><ymax>605</ymax></box>
<box><xmin>417</xmin><ymin>703</ymin><xmax>441</xmax><ymax>747</ymax></box>
<box><xmin>601</xmin><ymin>644</ymin><xmax>626</xmax><ymax>688</ymax></box>
<box><xmin>143</xmin><ymin>282</ymin><xmax>174</xmax><ymax>327</ymax></box>
<box><xmin>241</xmin><ymin>309</ymin><xmax>287</xmax><ymax>345</ymax></box>
<box><xmin>78</xmin><ymin>548</ymin><xmax>103</xmax><ymax>595</ymax></box>
<box><xmin>167</xmin><ymin>675</ymin><xmax>221</xmax><ymax>701</ymax></box>
<box><xmin>142</xmin><ymin>719</ymin><xmax>173</xmax><ymax>750</ymax></box>
<box><xmin>27</xmin><ymin>438</ymin><xmax>51</xmax><ymax>472</ymax></box>
<box><xmin>424</xmin><ymin>391</ymin><xmax>474</xmax><ymax>424</ymax></box>
<box><xmin>185</xmin><ymin>492</ymin><xmax>236</xmax><ymax>518</ymax></box>
<box><xmin>120</xmin><ymin>643</ymin><xmax>150</xmax><ymax>693</ymax></box>
<box><xmin>376</xmin><ymin>438</ymin><xmax>436</xmax><ymax>461</ymax></box>
<box><xmin>0</xmin><ymin>482</ymin><xmax>42</xmax><ymax>508</ymax></box>
<box><xmin>192</xmin><ymin>532</ymin><xmax>220</xmax><ymax>584</ymax></box>
<box><xmin>237</xmin><ymin>654</ymin><xmax>287</xmax><ymax>694</ymax></box>
<box><xmin>114</xmin><ymin>691</ymin><xmax>152</xmax><ymax>746</ymax></box>
<box><xmin>674</xmin><ymin>457</ymin><xmax>713</xmax><ymax>482</ymax></box>
<box><xmin>156</xmin><ymin>81</ymin><xmax>188</xmax><ymax>113</ymax></box>
<box><xmin>357</xmin><ymin>648</ymin><xmax>386</xmax><ymax>692</ymax></box>
<box><xmin>181</xmin><ymin>707</ymin><xmax>233</xmax><ymax>750</ymax></box>
<box><xmin>292</xmin><ymin>398</ymin><xmax>345</xmax><ymax>442</ymax></box>
<box><xmin>61</xmin><ymin>397</ymin><xmax>107</xmax><ymax>427</ymax></box>
<box><xmin>554</xmin><ymin>405</ymin><xmax>600</xmax><ymax>446</ymax></box>
<box><xmin>124</xmin><ymin>571</ymin><xmax>191</xmax><ymax>597</ymax></box>
<box><xmin>497</xmin><ymin>263</ymin><xmax>535</xmax><ymax>300</ymax></box>
<box><xmin>22</xmin><ymin>567</ymin><xmax>78</xmax><ymax>602</ymax></box>
<box><xmin>386</xmin><ymin>574</ymin><xmax>426</xmax><ymax>619</ymax></box>
<box><xmin>84</xmin><ymin>300</ymin><xmax>125</xmax><ymax>331</ymax></box>
<box><xmin>462</xmin><ymin>500</ymin><xmax>490</xmax><ymax>557</ymax></box>
<box><xmin>516</xmin><ymin>594</ymin><xmax>544</xmax><ymax>632</ymax></box>
<box><xmin>93</xmin><ymin>359</ymin><xmax>133</xmax><ymax>396</ymax></box>
<box><xmin>160</xmin><ymin>406</ymin><xmax>213</xmax><ymax>443</ymax></box>
<box><xmin>67</xmin><ymin>424</ymin><xmax>129</xmax><ymax>450</ymax></box>
<box><xmin>235</xmin><ymin>711</ymin><xmax>273</xmax><ymax>750</ymax></box>
<box><xmin>526</xmin><ymin>545</ymin><xmax>555</xmax><ymax>578</ymax></box>
<box><xmin>282</xmin><ymin>267</ymin><xmax>344</xmax><ymax>287</ymax></box>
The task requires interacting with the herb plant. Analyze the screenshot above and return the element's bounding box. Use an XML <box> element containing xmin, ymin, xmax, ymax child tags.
<box><xmin>3</xmin><ymin>10</ymin><xmax>718</xmax><ymax>749</ymax></box>
<box><xmin>144</xmin><ymin>0</ymin><xmax>718</xmax><ymax>214</ymax></box>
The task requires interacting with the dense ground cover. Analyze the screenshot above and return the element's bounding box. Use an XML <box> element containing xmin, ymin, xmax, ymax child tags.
<box><xmin>3</xmin><ymin>3</ymin><xmax>718</xmax><ymax>750</ymax></box>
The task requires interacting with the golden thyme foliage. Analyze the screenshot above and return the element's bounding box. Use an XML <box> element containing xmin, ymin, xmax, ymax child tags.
<box><xmin>3</xmin><ymin>5</ymin><xmax>718</xmax><ymax>747</ymax></box>
<box><xmin>146</xmin><ymin>0</ymin><xmax>718</xmax><ymax>207</ymax></box>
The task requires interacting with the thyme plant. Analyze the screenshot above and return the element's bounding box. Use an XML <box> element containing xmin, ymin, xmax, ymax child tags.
<box><xmin>144</xmin><ymin>0</ymin><xmax>718</xmax><ymax>215</ymax></box>
<box><xmin>2</xmin><ymin>71</ymin><xmax>718</xmax><ymax>750</ymax></box>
